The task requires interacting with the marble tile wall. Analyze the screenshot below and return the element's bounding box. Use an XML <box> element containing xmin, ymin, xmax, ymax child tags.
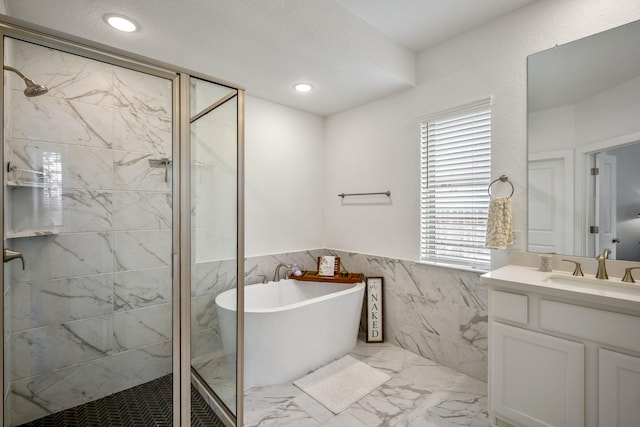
<box><xmin>330</xmin><ymin>250</ymin><xmax>488</xmax><ymax>382</ymax></box>
<box><xmin>239</xmin><ymin>249</ymin><xmax>487</xmax><ymax>383</ymax></box>
<box><xmin>190</xmin><ymin>259</ymin><xmax>237</xmax><ymax>359</ymax></box>
<box><xmin>190</xmin><ymin>250</ymin><xmax>322</xmax><ymax>367</ymax></box>
<box><xmin>4</xmin><ymin>38</ymin><xmax>173</xmax><ymax>425</ymax></box>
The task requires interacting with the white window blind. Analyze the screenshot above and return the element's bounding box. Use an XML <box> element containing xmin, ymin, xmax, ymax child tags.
<box><xmin>420</xmin><ymin>101</ymin><xmax>491</xmax><ymax>270</ymax></box>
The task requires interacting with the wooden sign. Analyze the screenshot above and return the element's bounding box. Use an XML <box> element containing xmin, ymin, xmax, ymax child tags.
<box><xmin>365</xmin><ymin>277</ymin><xmax>384</xmax><ymax>342</ymax></box>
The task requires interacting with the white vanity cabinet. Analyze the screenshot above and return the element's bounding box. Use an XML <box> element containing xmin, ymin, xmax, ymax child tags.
<box><xmin>491</xmin><ymin>321</ymin><xmax>584</xmax><ymax>427</ymax></box>
<box><xmin>483</xmin><ymin>265</ymin><xmax>640</xmax><ymax>427</ymax></box>
<box><xmin>598</xmin><ymin>349</ymin><xmax>640</xmax><ymax>426</ymax></box>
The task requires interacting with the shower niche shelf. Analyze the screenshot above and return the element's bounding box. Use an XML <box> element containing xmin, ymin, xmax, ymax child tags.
<box><xmin>5</xmin><ymin>165</ymin><xmax>60</xmax><ymax>238</ymax></box>
<box><xmin>6</xmin><ymin>162</ymin><xmax>53</xmax><ymax>188</ymax></box>
<box><xmin>5</xmin><ymin>229</ymin><xmax>60</xmax><ymax>239</ymax></box>
<box><xmin>6</xmin><ymin>180</ymin><xmax>53</xmax><ymax>189</ymax></box>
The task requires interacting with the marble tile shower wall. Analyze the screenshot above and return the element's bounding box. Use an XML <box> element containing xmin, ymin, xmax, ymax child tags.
<box><xmin>242</xmin><ymin>249</ymin><xmax>488</xmax><ymax>382</ymax></box>
<box><xmin>4</xmin><ymin>39</ymin><xmax>173</xmax><ymax>425</ymax></box>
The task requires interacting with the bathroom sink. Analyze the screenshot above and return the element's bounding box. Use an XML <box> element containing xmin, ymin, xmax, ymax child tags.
<box><xmin>543</xmin><ymin>274</ymin><xmax>640</xmax><ymax>291</ymax></box>
<box><xmin>483</xmin><ymin>265</ymin><xmax>640</xmax><ymax>305</ymax></box>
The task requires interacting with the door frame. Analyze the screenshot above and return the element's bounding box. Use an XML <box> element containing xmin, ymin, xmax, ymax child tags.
<box><xmin>577</xmin><ymin>131</ymin><xmax>640</xmax><ymax>257</ymax></box>
<box><xmin>594</xmin><ymin>152</ymin><xmax>617</xmax><ymax>258</ymax></box>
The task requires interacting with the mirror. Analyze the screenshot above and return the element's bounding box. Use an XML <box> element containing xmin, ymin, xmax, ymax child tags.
<box><xmin>527</xmin><ymin>19</ymin><xmax>640</xmax><ymax>261</ymax></box>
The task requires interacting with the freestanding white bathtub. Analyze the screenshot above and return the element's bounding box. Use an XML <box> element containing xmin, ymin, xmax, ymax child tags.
<box><xmin>215</xmin><ymin>279</ymin><xmax>365</xmax><ymax>386</ymax></box>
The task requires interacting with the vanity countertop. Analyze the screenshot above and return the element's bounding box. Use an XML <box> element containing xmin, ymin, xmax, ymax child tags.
<box><xmin>482</xmin><ymin>264</ymin><xmax>640</xmax><ymax>308</ymax></box>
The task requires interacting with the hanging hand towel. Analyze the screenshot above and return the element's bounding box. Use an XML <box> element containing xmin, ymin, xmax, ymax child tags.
<box><xmin>485</xmin><ymin>196</ymin><xmax>513</xmax><ymax>249</ymax></box>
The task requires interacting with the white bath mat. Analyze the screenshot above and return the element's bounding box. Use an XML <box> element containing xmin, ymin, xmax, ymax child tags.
<box><xmin>293</xmin><ymin>355</ymin><xmax>390</xmax><ymax>414</ymax></box>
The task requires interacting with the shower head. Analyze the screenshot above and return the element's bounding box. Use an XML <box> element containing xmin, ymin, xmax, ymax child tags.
<box><xmin>3</xmin><ymin>65</ymin><xmax>48</xmax><ymax>97</ymax></box>
<box><xmin>23</xmin><ymin>79</ymin><xmax>49</xmax><ymax>97</ymax></box>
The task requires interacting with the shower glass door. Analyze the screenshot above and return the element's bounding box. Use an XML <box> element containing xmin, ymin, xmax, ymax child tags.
<box><xmin>189</xmin><ymin>77</ymin><xmax>241</xmax><ymax>420</ymax></box>
<box><xmin>2</xmin><ymin>36</ymin><xmax>176</xmax><ymax>426</ymax></box>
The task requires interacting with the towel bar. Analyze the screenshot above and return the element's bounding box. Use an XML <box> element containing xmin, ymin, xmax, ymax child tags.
<box><xmin>338</xmin><ymin>191</ymin><xmax>391</xmax><ymax>198</ymax></box>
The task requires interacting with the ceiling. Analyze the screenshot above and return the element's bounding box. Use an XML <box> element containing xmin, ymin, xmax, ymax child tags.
<box><xmin>4</xmin><ymin>0</ymin><xmax>535</xmax><ymax>116</ymax></box>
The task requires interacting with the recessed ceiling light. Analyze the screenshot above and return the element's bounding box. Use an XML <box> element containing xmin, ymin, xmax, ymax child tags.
<box><xmin>294</xmin><ymin>83</ymin><xmax>313</xmax><ymax>93</ymax></box>
<box><xmin>105</xmin><ymin>14</ymin><xmax>138</xmax><ymax>32</ymax></box>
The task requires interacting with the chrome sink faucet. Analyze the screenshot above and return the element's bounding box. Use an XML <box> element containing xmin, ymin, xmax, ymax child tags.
<box><xmin>595</xmin><ymin>248</ymin><xmax>611</xmax><ymax>280</ymax></box>
<box><xmin>273</xmin><ymin>263</ymin><xmax>291</xmax><ymax>282</ymax></box>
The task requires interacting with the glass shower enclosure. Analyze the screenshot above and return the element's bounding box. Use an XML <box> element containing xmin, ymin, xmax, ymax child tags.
<box><xmin>189</xmin><ymin>77</ymin><xmax>242</xmax><ymax>417</ymax></box>
<box><xmin>0</xmin><ymin>19</ymin><xmax>243</xmax><ymax>427</ymax></box>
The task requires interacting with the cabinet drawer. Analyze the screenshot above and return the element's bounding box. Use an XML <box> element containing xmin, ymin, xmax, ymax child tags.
<box><xmin>540</xmin><ymin>300</ymin><xmax>640</xmax><ymax>353</ymax></box>
<box><xmin>490</xmin><ymin>290</ymin><xmax>528</xmax><ymax>325</ymax></box>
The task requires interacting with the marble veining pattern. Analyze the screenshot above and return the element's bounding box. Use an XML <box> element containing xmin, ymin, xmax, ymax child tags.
<box><xmin>112</xmin><ymin>340</ymin><xmax>173</xmax><ymax>393</ymax></box>
<box><xmin>113</xmin><ymin>303</ymin><xmax>172</xmax><ymax>352</ymax></box>
<box><xmin>189</xmin><ymin>259</ymin><xmax>235</xmax><ymax>363</ymax></box>
<box><xmin>10</xmin><ymin>233</ymin><xmax>114</xmax><ymax>283</ymax></box>
<box><xmin>192</xmin><ymin>350</ymin><xmax>237</xmax><ymax>412</ymax></box>
<box><xmin>192</xmin><ymin>260</ymin><xmax>237</xmax><ymax>297</ymax></box>
<box><xmin>11</xmin><ymin>96</ymin><xmax>114</xmax><ymax>148</ymax></box>
<box><xmin>238</xmin><ymin>341</ymin><xmax>489</xmax><ymax>427</ymax></box>
<box><xmin>191</xmin><ymin>295</ymin><xmax>218</xmax><ymax>332</ymax></box>
<box><xmin>10</xmin><ymin>274</ymin><xmax>112</xmax><ymax>332</ymax></box>
<box><xmin>459</xmin><ymin>307</ymin><xmax>488</xmax><ymax>351</ymax></box>
<box><xmin>113</xmin><ymin>191</ymin><xmax>172</xmax><ymax>231</ymax></box>
<box><xmin>113</xmin><ymin>109</ymin><xmax>172</xmax><ymax>155</ymax></box>
<box><xmin>191</xmin><ymin>326</ymin><xmax>222</xmax><ymax>359</ymax></box>
<box><xmin>113</xmin><ymin>267</ymin><xmax>171</xmax><ymax>311</ymax></box>
<box><xmin>113</xmin><ymin>229</ymin><xmax>172</xmax><ymax>271</ymax></box>
<box><xmin>57</xmin><ymin>190</ymin><xmax>114</xmax><ymax>232</ymax></box>
<box><xmin>10</xmin><ymin>357</ymin><xmax>114</xmax><ymax>425</ymax></box>
<box><xmin>243</xmin><ymin>249</ymin><xmax>488</xmax><ymax>382</ymax></box>
<box><xmin>114</xmin><ymin>150</ymin><xmax>172</xmax><ymax>192</ymax></box>
<box><xmin>113</xmin><ymin>67</ymin><xmax>172</xmax><ymax>118</ymax></box>
<box><xmin>6</xmin><ymin>38</ymin><xmax>175</xmax><ymax>425</ymax></box>
<box><xmin>11</xmin><ymin>315</ymin><xmax>113</xmax><ymax>381</ymax></box>
<box><xmin>330</xmin><ymin>250</ymin><xmax>487</xmax><ymax>382</ymax></box>
<box><xmin>197</xmin><ymin>244</ymin><xmax>490</xmax><ymax>424</ymax></box>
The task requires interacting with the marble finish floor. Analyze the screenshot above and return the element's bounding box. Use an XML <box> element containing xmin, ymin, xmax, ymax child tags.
<box><xmin>243</xmin><ymin>340</ymin><xmax>490</xmax><ymax>427</ymax></box>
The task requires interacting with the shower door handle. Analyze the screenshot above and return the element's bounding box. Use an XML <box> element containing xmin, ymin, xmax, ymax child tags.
<box><xmin>3</xmin><ymin>248</ymin><xmax>25</xmax><ymax>269</ymax></box>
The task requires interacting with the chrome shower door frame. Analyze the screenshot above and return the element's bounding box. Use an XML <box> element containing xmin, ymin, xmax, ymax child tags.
<box><xmin>0</xmin><ymin>16</ymin><xmax>244</xmax><ymax>427</ymax></box>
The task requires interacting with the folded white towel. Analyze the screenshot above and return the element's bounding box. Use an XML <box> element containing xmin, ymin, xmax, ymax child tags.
<box><xmin>486</xmin><ymin>196</ymin><xmax>513</xmax><ymax>249</ymax></box>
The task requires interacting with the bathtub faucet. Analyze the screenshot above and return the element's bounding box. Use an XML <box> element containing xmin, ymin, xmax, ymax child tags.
<box><xmin>273</xmin><ymin>263</ymin><xmax>291</xmax><ymax>282</ymax></box>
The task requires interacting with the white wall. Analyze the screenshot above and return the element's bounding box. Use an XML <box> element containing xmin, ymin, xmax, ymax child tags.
<box><xmin>244</xmin><ymin>95</ymin><xmax>325</xmax><ymax>257</ymax></box>
<box><xmin>324</xmin><ymin>0</ymin><xmax>640</xmax><ymax>266</ymax></box>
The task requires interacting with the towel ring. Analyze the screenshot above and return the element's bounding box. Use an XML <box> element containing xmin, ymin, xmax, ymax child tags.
<box><xmin>488</xmin><ymin>175</ymin><xmax>514</xmax><ymax>197</ymax></box>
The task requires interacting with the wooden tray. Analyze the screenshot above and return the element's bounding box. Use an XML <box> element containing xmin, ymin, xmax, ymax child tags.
<box><xmin>293</xmin><ymin>271</ymin><xmax>363</xmax><ymax>284</ymax></box>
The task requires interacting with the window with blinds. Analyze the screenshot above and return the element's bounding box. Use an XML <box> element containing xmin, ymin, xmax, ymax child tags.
<box><xmin>419</xmin><ymin>101</ymin><xmax>491</xmax><ymax>270</ymax></box>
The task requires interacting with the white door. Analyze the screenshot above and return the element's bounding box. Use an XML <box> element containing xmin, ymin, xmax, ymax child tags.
<box><xmin>599</xmin><ymin>349</ymin><xmax>640</xmax><ymax>427</ymax></box>
<box><xmin>528</xmin><ymin>158</ymin><xmax>568</xmax><ymax>253</ymax></box>
<box><xmin>595</xmin><ymin>152</ymin><xmax>617</xmax><ymax>258</ymax></box>
<box><xmin>490</xmin><ymin>322</ymin><xmax>585</xmax><ymax>427</ymax></box>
